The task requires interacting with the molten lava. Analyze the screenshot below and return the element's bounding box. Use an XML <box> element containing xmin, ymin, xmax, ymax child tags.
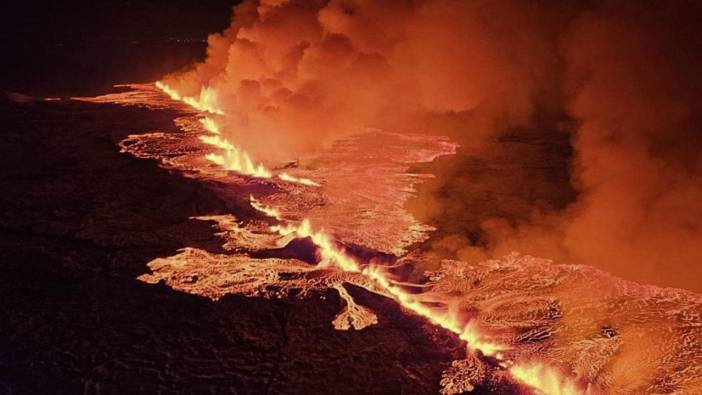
<box><xmin>155</xmin><ymin>81</ymin><xmax>223</xmax><ymax>115</ymax></box>
<box><xmin>510</xmin><ymin>363</ymin><xmax>585</xmax><ymax>395</ymax></box>
<box><xmin>278</xmin><ymin>172</ymin><xmax>321</xmax><ymax>187</ymax></box>
<box><xmin>91</xmin><ymin>82</ymin><xmax>702</xmax><ymax>394</ymax></box>
<box><xmin>151</xmin><ymin>81</ymin><xmax>573</xmax><ymax>393</ymax></box>
<box><xmin>199</xmin><ymin>117</ymin><xmax>220</xmax><ymax>134</ymax></box>
<box><xmin>157</xmin><ymin>81</ymin><xmax>273</xmax><ymax>178</ymax></box>
<box><xmin>155</xmin><ymin>81</ymin><xmax>322</xmax><ymax>185</ymax></box>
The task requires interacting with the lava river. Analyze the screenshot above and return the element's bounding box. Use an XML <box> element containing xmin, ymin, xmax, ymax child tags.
<box><xmin>72</xmin><ymin>83</ymin><xmax>702</xmax><ymax>394</ymax></box>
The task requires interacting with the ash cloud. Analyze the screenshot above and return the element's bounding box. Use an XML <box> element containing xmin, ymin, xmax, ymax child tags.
<box><xmin>166</xmin><ymin>0</ymin><xmax>702</xmax><ymax>291</ymax></box>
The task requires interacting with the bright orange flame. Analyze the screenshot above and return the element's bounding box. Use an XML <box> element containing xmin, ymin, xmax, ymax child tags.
<box><xmin>155</xmin><ymin>81</ymin><xmax>224</xmax><ymax>115</ymax></box>
<box><xmin>199</xmin><ymin>117</ymin><xmax>221</xmax><ymax>134</ymax></box>
<box><xmin>155</xmin><ymin>82</ymin><xmax>320</xmax><ymax>186</ymax></box>
<box><xmin>510</xmin><ymin>363</ymin><xmax>588</xmax><ymax>395</ymax></box>
<box><xmin>199</xmin><ymin>134</ymin><xmax>234</xmax><ymax>150</ymax></box>
<box><xmin>204</xmin><ymin>147</ymin><xmax>273</xmax><ymax>178</ymax></box>
<box><xmin>194</xmin><ymin>115</ymin><xmax>273</xmax><ymax>177</ymax></box>
<box><xmin>278</xmin><ymin>172</ymin><xmax>321</xmax><ymax>187</ymax></box>
<box><xmin>249</xmin><ymin>195</ymin><xmax>282</xmax><ymax>221</ymax></box>
<box><xmin>270</xmin><ymin>219</ymin><xmax>360</xmax><ymax>272</ymax></box>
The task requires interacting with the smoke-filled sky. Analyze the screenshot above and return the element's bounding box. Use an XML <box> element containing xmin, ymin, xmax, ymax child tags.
<box><xmin>161</xmin><ymin>0</ymin><xmax>702</xmax><ymax>291</ymax></box>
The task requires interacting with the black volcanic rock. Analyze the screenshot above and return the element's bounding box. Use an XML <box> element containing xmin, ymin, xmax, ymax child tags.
<box><xmin>0</xmin><ymin>97</ymin><xmax>471</xmax><ymax>394</ymax></box>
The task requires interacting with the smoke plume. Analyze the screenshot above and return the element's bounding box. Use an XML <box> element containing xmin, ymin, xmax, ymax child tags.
<box><xmin>163</xmin><ymin>0</ymin><xmax>571</xmax><ymax>161</ymax></box>
<box><xmin>166</xmin><ymin>0</ymin><xmax>702</xmax><ymax>291</ymax></box>
<box><xmin>408</xmin><ymin>0</ymin><xmax>702</xmax><ymax>291</ymax></box>
<box><xmin>560</xmin><ymin>1</ymin><xmax>702</xmax><ymax>290</ymax></box>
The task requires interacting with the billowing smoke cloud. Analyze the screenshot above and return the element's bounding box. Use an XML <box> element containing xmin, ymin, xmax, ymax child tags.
<box><xmin>560</xmin><ymin>1</ymin><xmax>702</xmax><ymax>290</ymax></box>
<box><xmin>166</xmin><ymin>0</ymin><xmax>702</xmax><ymax>291</ymax></box>
<box><xmin>409</xmin><ymin>1</ymin><xmax>702</xmax><ymax>291</ymax></box>
<box><xmin>163</xmin><ymin>0</ymin><xmax>569</xmax><ymax>161</ymax></box>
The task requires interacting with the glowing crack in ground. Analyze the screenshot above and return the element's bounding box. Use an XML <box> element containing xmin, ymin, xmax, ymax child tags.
<box><xmin>81</xmin><ymin>83</ymin><xmax>702</xmax><ymax>394</ymax></box>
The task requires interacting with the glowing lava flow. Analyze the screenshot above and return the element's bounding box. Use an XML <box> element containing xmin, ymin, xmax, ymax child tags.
<box><xmin>255</xmin><ymin>191</ymin><xmax>589</xmax><ymax>394</ymax></box>
<box><xmin>278</xmin><ymin>172</ymin><xmax>321</xmax><ymax>187</ymax></box>
<box><xmin>510</xmin><ymin>363</ymin><xmax>585</xmax><ymax>395</ymax></box>
<box><xmin>203</xmin><ymin>140</ymin><xmax>273</xmax><ymax>178</ymax></box>
<box><xmin>199</xmin><ymin>117</ymin><xmax>221</xmax><ymax>134</ymax></box>
<box><xmin>155</xmin><ymin>81</ymin><xmax>224</xmax><ymax>115</ymax></box>
<box><xmin>155</xmin><ymin>81</ymin><xmax>584</xmax><ymax>394</ymax></box>
<box><xmin>249</xmin><ymin>195</ymin><xmax>282</xmax><ymax>221</ymax></box>
<box><xmin>157</xmin><ymin>81</ymin><xmax>271</xmax><ymax>178</ymax></box>
<box><xmin>255</xmin><ymin>197</ymin><xmax>506</xmax><ymax>355</ymax></box>
<box><xmin>156</xmin><ymin>82</ymin><xmax>320</xmax><ymax>185</ymax></box>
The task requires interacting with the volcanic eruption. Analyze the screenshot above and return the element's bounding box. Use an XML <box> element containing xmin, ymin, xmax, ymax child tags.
<box><xmin>2</xmin><ymin>0</ymin><xmax>702</xmax><ymax>394</ymax></box>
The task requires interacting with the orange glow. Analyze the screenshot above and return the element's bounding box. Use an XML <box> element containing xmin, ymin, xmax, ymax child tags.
<box><xmin>199</xmin><ymin>134</ymin><xmax>234</xmax><ymax>150</ymax></box>
<box><xmin>202</xmin><ymin>142</ymin><xmax>273</xmax><ymax>178</ymax></box>
<box><xmin>249</xmin><ymin>195</ymin><xmax>282</xmax><ymax>221</ymax></box>
<box><xmin>510</xmin><ymin>362</ymin><xmax>588</xmax><ymax>395</ymax></box>
<box><xmin>199</xmin><ymin>117</ymin><xmax>221</xmax><ymax>134</ymax></box>
<box><xmin>155</xmin><ymin>81</ymin><xmax>271</xmax><ymax>177</ymax></box>
<box><xmin>278</xmin><ymin>172</ymin><xmax>321</xmax><ymax>187</ymax></box>
<box><xmin>155</xmin><ymin>81</ymin><xmax>224</xmax><ymax>115</ymax></box>
<box><xmin>193</xmin><ymin>113</ymin><xmax>273</xmax><ymax>177</ymax></box>
<box><xmin>155</xmin><ymin>82</ymin><xmax>321</xmax><ymax>186</ymax></box>
<box><xmin>256</xmin><ymin>199</ymin><xmax>508</xmax><ymax>357</ymax></box>
<box><xmin>156</xmin><ymin>80</ymin><xmax>580</xmax><ymax>394</ymax></box>
<box><xmin>269</xmin><ymin>219</ymin><xmax>361</xmax><ymax>272</ymax></box>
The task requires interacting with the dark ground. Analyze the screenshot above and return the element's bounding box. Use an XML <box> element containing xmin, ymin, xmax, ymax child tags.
<box><xmin>0</xmin><ymin>0</ymin><xmax>236</xmax><ymax>97</ymax></box>
<box><xmin>0</xmin><ymin>97</ymin><xmax>479</xmax><ymax>394</ymax></box>
<box><xmin>0</xmin><ymin>2</ymin><xmax>536</xmax><ymax>394</ymax></box>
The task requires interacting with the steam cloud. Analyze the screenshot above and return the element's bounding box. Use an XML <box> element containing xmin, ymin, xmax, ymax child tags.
<box><xmin>165</xmin><ymin>0</ymin><xmax>702</xmax><ymax>291</ymax></box>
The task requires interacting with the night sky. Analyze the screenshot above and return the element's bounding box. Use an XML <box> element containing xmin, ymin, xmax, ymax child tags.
<box><xmin>1</xmin><ymin>0</ymin><xmax>237</xmax><ymax>41</ymax></box>
<box><xmin>0</xmin><ymin>0</ymin><xmax>239</xmax><ymax>95</ymax></box>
